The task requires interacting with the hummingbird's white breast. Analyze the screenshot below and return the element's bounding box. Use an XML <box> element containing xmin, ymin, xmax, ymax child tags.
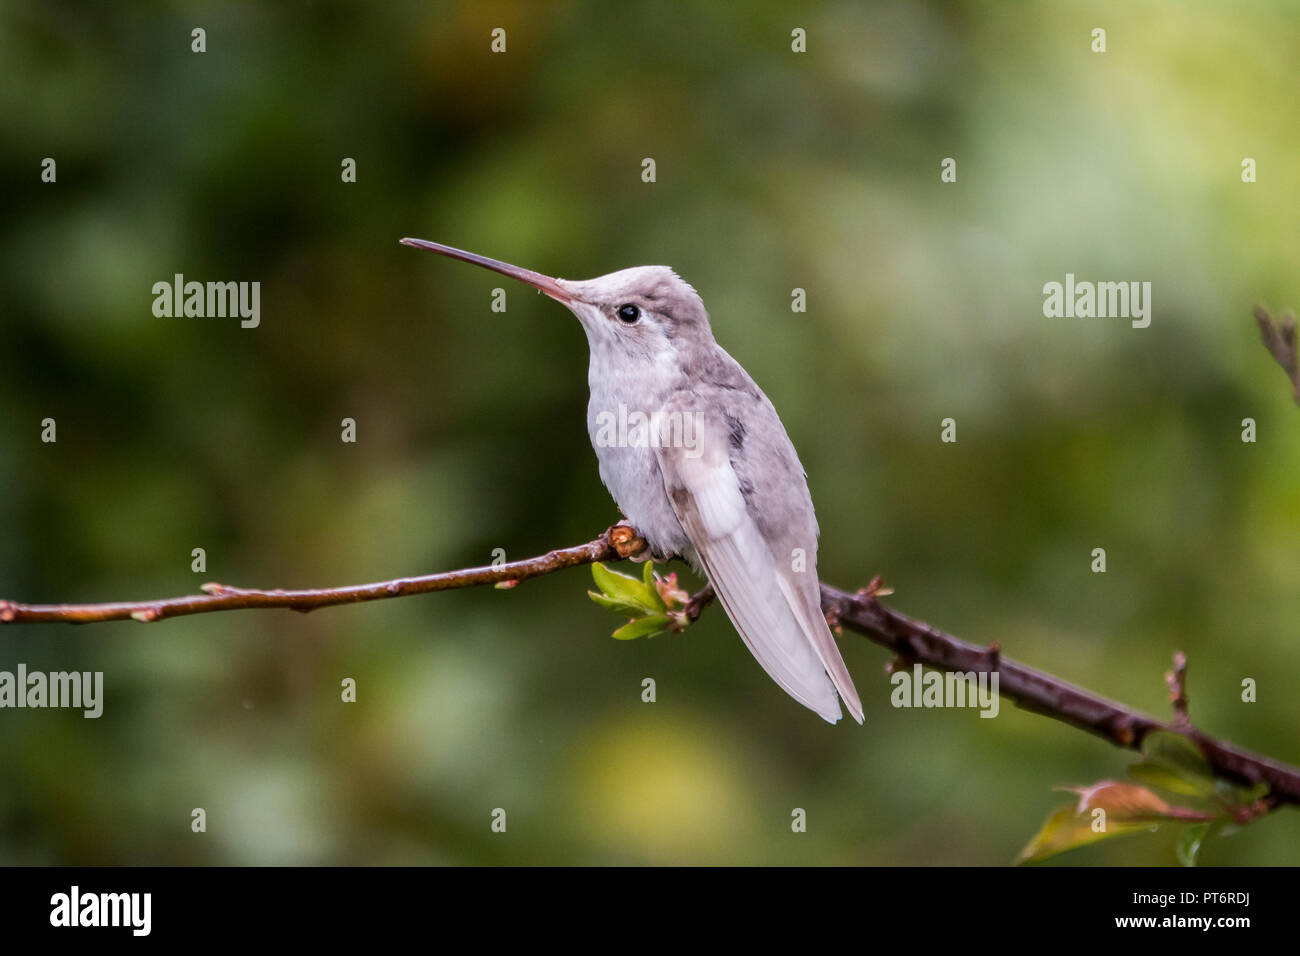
<box><xmin>585</xmin><ymin>373</ymin><xmax>694</xmax><ymax>562</ymax></box>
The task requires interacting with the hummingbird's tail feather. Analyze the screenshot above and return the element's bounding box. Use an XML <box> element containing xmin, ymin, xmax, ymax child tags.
<box><xmin>657</xmin><ymin>438</ymin><xmax>847</xmax><ymax>722</ymax></box>
<box><xmin>775</xmin><ymin>574</ymin><xmax>864</xmax><ymax>724</ymax></box>
<box><xmin>694</xmin><ymin>527</ymin><xmax>844</xmax><ymax>723</ymax></box>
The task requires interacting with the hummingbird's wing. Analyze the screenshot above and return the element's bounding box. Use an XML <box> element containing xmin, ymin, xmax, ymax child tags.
<box><xmin>655</xmin><ymin>412</ymin><xmax>863</xmax><ymax>724</ymax></box>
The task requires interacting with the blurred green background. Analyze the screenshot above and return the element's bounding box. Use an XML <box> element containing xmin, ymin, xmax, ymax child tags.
<box><xmin>2</xmin><ymin>0</ymin><xmax>1298</xmax><ymax>865</ymax></box>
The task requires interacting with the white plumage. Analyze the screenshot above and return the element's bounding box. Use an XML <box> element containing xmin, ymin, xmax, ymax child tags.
<box><xmin>401</xmin><ymin>239</ymin><xmax>864</xmax><ymax>724</ymax></box>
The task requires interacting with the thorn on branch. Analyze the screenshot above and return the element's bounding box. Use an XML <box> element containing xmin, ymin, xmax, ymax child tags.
<box><xmin>1114</xmin><ymin>716</ymin><xmax>1138</xmax><ymax>748</ymax></box>
<box><xmin>857</xmin><ymin>574</ymin><xmax>893</xmax><ymax>600</ymax></box>
<box><xmin>1254</xmin><ymin>305</ymin><xmax>1299</xmax><ymax>404</ymax></box>
<box><xmin>886</xmin><ymin>652</ymin><xmax>918</xmax><ymax>675</ymax></box>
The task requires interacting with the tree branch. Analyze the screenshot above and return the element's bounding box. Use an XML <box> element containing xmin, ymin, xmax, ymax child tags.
<box><xmin>820</xmin><ymin>586</ymin><xmax>1300</xmax><ymax>808</ymax></box>
<box><xmin>1255</xmin><ymin>305</ymin><xmax>1299</xmax><ymax>404</ymax></box>
<box><xmin>3</xmin><ymin>526</ymin><xmax>1297</xmax><ymax>809</ymax></box>
<box><xmin>0</xmin><ymin>525</ymin><xmax>646</xmax><ymax>624</ymax></box>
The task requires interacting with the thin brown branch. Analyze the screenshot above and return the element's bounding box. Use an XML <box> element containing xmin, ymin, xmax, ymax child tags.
<box><xmin>3</xmin><ymin>526</ymin><xmax>1298</xmax><ymax>810</ymax></box>
<box><xmin>819</xmin><ymin>586</ymin><xmax>1300</xmax><ymax>809</ymax></box>
<box><xmin>0</xmin><ymin>524</ymin><xmax>644</xmax><ymax>624</ymax></box>
<box><xmin>1255</xmin><ymin>305</ymin><xmax>1299</xmax><ymax>404</ymax></box>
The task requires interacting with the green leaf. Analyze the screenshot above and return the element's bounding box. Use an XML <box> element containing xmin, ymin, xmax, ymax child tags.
<box><xmin>611</xmin><ymin>614</ymin><xmax>671</xmax><ymax>641</ymax></box>
<box><xmin>1017</xmin><ymin>779</ymin><xmax>1216</xmax><ymax>865</ymax></box>
<box><xmin>590</xmin><ymin>562</ymin><xmax>659</xmax><ymax>612</ymax></box>
<box><xmin>1129</xmin><ymin>761</ymin><xmax>1213</xmax><ymax>799</ymax></box>
<box><xmin>1015</xmin><ymin>805</ymin><xmax>1156</xmax><ymax>865</ymax></box>
<box><xmin>1214</xmin><ymin>777</ymin><xmax>1270</xmax><ymax>809</ymax></box>
<box><xmin>1139</xmin><ymin>731</ymin><xmax>1217</xmax><ymax>798</ymax></box>
<box><xmin>641</xmin><ymin>560</ymin><xmax>666</xmax><ymax>610</ymax></box>
<box><xmin>1131</xmin><ymin>734</ymin><xmax>1270</xmax><ymax>814</ymax></box>
<box><xmin>589</xmin><ymin>562</ymin><xmax>679</xmax><ymax>640</ymax></box>
<box><xmin>586</xmin><ymin>590</ymin><xmax>650</xmax><ymax>617</ymax></box>
<box><xmin>1177</xmin><ymin>821</ymin><xmax>1219</xmax><ymax>867</ymax></box>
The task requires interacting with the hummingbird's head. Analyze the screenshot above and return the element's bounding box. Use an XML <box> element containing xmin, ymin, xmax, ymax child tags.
<box><xmin>400</xmin><ymin>239</ymin><xmax>712</xmax><ymax>366</ymax></box>
<box><xmin>555</xmin><ymin>265</ymin><xmax>711</xmax><ymax>360</ymax></box>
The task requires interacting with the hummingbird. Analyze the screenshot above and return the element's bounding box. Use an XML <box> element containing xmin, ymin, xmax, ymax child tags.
<box><xmin>401</xmin><ymin>238</ymin><xmax>864</xmax><ymax>724</ymax></box>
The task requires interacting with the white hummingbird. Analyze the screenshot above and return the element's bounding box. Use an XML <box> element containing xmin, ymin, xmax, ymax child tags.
<box><xmin>402</xmin><ymin>238</ymin><xmax>863</xmax><ymax>724</ymax></box>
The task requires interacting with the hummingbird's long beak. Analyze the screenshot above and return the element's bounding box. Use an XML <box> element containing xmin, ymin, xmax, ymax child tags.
<box><xmin>400</xmin><ymin>238</ymin><xmax>575</xmax><ymax>305</ymax></box>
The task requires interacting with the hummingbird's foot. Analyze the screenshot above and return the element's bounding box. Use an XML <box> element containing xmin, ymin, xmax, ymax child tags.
<box><xmin>603</xmin><ymin>522</ymin><xmax>676</xmax><ymax>563</ymax></box>
<box><xmin>638</xmin><ymin>546</ymin><xmax>679</xmax><ymax>563</ymax></box>
<box><xmin>629</xmin><ymin>543</ymin><xmax>675</xmax><ymax>563</ymax></box>
<box><xmin>605</xmin><ymin>523</ymin><xmax>647</xmax><ymax>560</ymax></box>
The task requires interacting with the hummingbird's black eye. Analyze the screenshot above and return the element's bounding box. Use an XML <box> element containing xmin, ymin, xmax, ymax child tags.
<box><xmin>616</xmin><ymin>303</ymin><xmax>640</xmax><ymax>323</ymax></box>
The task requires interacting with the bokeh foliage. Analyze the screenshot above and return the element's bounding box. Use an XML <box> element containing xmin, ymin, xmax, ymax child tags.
<box><xmin>1</xmin><ymin>0</ymin><xmax>1298</xmax><ymax>864</ymax></box>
